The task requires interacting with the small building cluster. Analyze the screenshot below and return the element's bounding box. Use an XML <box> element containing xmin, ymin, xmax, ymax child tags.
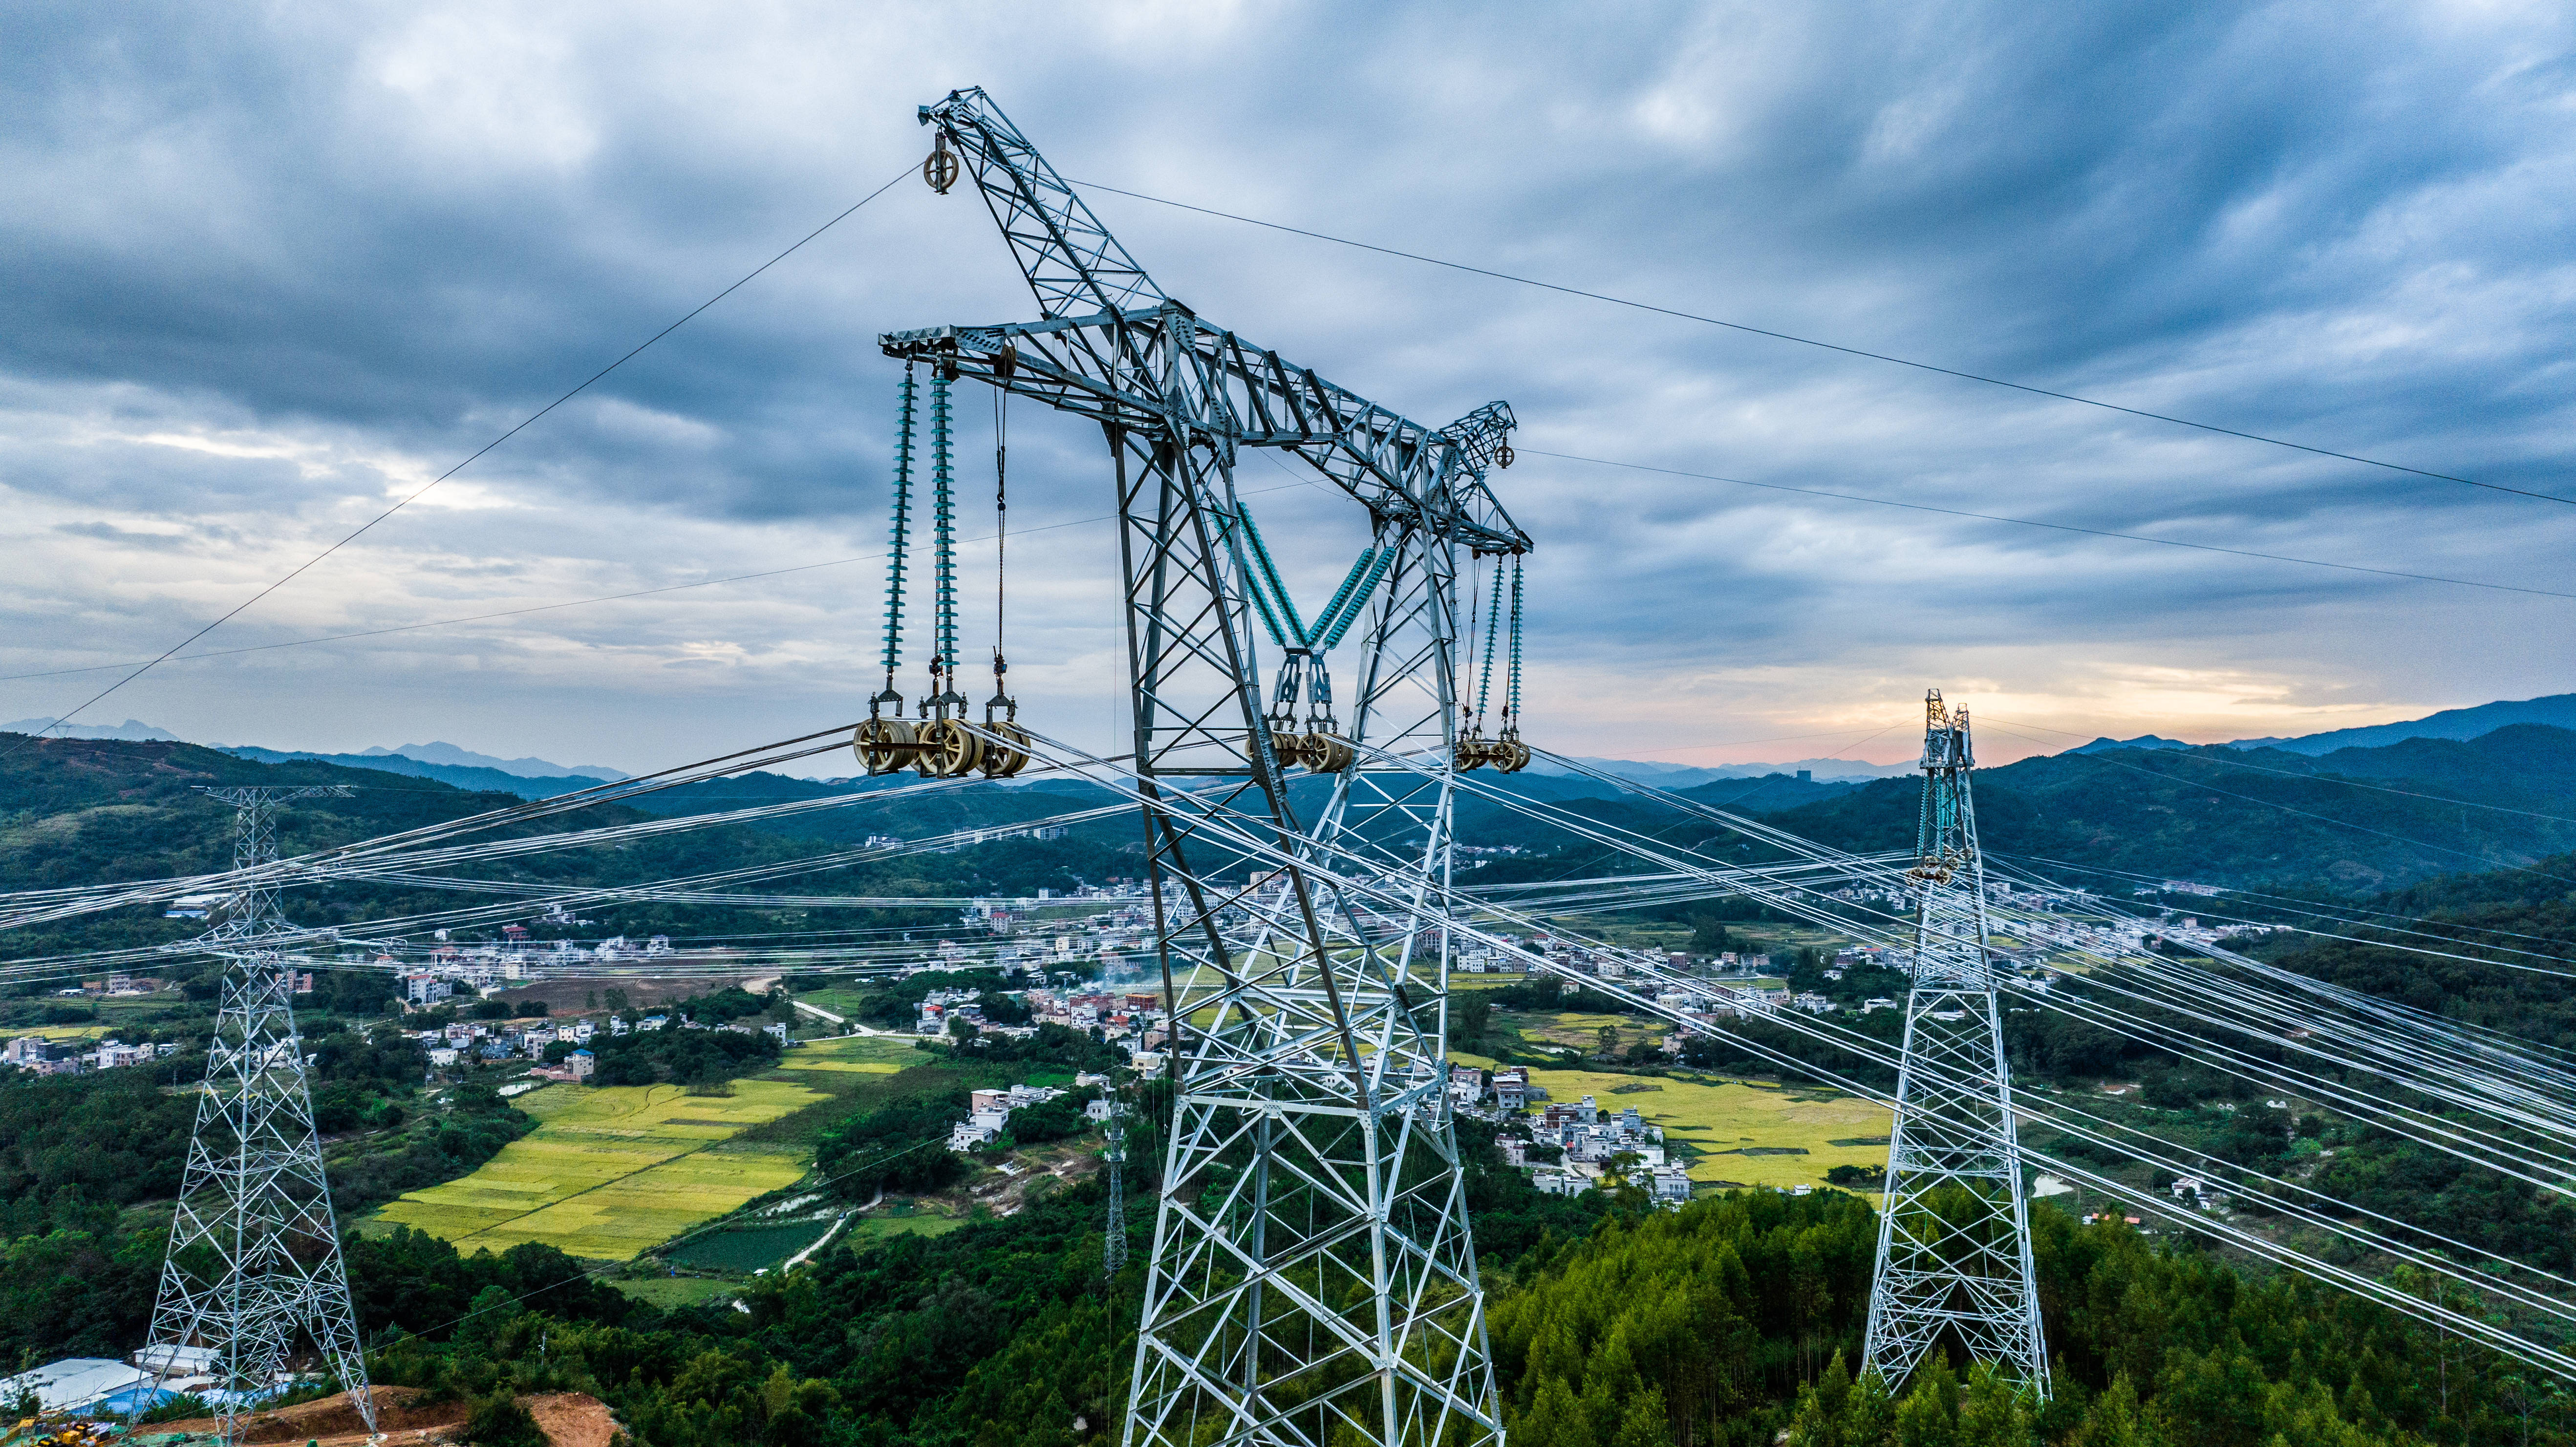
<box><xmin>395</xmin><ymin>935</ymin><xmax>677</xmax><ymax>1006</ymax></box>
<box><xmin>0</xmin><ymin>1035</ymin><xmax>175</xmax><ymax>1076</ymax></box>
<box><xmin>1454</xmin><ymin>1066</ymin><xmax>1695</xmax><ymax>1207</ymax></box>
<box><xmin>915</xmin><ymin>984</ymin><xmax>1173</xmax><ymax>1053</ymax></box>
<box><xmin>946</xmin><ymin>1083</ymin><xmax>1071</xmax><ymax>1151</ymax></box>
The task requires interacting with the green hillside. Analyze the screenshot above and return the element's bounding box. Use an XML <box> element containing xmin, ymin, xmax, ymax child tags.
<box><xmin>1754</xmin><ymin>724</ymin><xmax>2576</xmax><ymax>892</ymax></box>
<box><xmin>0</xmin><ymin>734</ymin><xmax>1140</xmax><ymax>970</ymax></box>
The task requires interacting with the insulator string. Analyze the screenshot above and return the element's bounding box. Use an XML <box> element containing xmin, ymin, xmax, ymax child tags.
<box><xmin>929</xmin><ymin>372</ymin><xmax>957</xmax><ymax>705</ymax></box>
<box><xmin>880</xmin><ymin>366</ymin><xmax>917</xmax><ymax>702</ymax></box>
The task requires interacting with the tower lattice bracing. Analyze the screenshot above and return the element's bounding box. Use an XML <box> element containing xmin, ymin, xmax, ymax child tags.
<box><xmin>880</xmin><ymin>87</ymin><xmax>1525</xmax><ymax>1447</ymax></box>
<box><xmin>148</xmin><ymin>787</ymin><xmax>373</xmax><ymax>1444</ymax></box>
<box><xmin>1862</xmin><ymin>693</ymin><xmax>2049</xmax><ymax>1395</ymax></box>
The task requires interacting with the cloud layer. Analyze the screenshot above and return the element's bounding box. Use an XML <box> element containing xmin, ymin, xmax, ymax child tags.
<box><xmin>4</xmin><ymin>1</ymin><xmax>2570</xmax><ymax>771</ymax></box>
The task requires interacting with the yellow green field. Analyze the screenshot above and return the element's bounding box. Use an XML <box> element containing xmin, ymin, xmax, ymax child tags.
<box><xmin>1517</xmin><ymin>1067</ymin><xmax>1891</xmax><ymax>1193</ymax></box>
<box><xmin>373</xmin><ymin>1080</ymin><xmax>824</xmax><ymax>1259</ymax></box>
<box><xmin>1515</xmin><ymin>1012</ymin><xmax>1648</xmax><ymax>1048</ymax></box>
<box><xmin>773</xmin><ymin>1034</ymin><xmax>919</xmax><ymax>1074</ymax></box>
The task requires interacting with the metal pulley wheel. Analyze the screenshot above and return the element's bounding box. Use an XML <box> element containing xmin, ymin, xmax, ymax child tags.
<box><xmin>1268</xmin><ymin>727</ymin><xmax>1304</xmax><ymax>769</ymax></box>
<box><xmin>1298</xmin><ymin>732</ymin><xmax>1355</xmax><ymax>773</ymax></box>
<box><xmin>915</xmin><ymin>717</ymin><xmax>985</xmax><ymax>778</ymax></box>
<box><xmin>979</xmin><ymin>721</ymin><xmax>1032</xmax><ymax>778</ymax></box>
<box><xmin>1454</xmin><ymin>734</ymin><xmax>1490</xmax><ymax>771</ymax></box>
<box><xmin>854</xmin><ymin>717</ymin><xmax>919</xmax><ymax>775</ymax></box>
<box><xmin>1496</xmin><ymin>443</ymin><xmax>1515</xmax><ymax>468</ymax></box>
<box><xmin>1498</xmin><ymin>737</ymin><xmax>1531</xmax><ymax>773</ymax></box>
<box><xmin>923</xmin><ymin>139</ymin><xmax>960</xmax><ymax>194</ymax></box>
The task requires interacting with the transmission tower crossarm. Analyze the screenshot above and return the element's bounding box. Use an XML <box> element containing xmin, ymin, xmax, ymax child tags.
<box><xmin>881</xmin><ymin>313</ymin><xmax>1527</xmax><ymax>554</ymax></box>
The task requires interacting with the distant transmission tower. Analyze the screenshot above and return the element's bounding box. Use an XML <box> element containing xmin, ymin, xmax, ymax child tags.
<box><xmin>147</xmin><ymin>786</ymin><xmax>375</xmax><ymax>1444</ymax></box>
<box><xmin>1862</xmin><ymin>693</ymin><xmax>2049</xmax><ymax>1396</ymax></box>
<box><xmin>1101</xmin><ymin>1105</ymin><xmax>1128</xmax><ymax>1277</ymax></box>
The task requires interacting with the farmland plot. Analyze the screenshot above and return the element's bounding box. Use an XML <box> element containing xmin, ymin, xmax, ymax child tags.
<box><xmin>373</xmin><ymin>1079</ymin><xmax>822</xmax><ymax>1259</ymax></box>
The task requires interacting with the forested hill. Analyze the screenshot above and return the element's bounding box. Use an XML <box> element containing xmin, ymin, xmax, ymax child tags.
<box><xmin>1756</xmin><ymin>724</ymin><xmax>2576</xmax><ymax>893</ymax></box>
<box><xmin>0</xmin><ymin>734</ymin><xmax>1140</xmax><ymax>961</ymax></box>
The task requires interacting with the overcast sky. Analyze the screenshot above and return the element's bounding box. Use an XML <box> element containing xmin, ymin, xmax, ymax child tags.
<box><xmin>4</xmin><ymin>1</ymin><xmax>2570</xmax><ymax>774</ymax></box>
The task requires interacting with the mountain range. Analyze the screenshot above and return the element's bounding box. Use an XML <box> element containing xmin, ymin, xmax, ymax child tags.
<box><xmin>2219</xmin><ymin>692</ymin><xmax>2576</xmax><ymax>755</ymax></box>
<box><xmin>1534</xmin><ymin>754</ymin><xmax>1918</xmax><ymax>785</ymax></box>
<box><xmin>18</xmin><ymin>690</ymin><xmax>2571</xmax><ymax>803</ymax></box>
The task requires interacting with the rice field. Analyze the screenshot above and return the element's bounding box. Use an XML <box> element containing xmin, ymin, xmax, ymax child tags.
<box><xmin>1516</xmin><ymin>1066</ymin><xmax>1891</xmax><ymax>1194</ymax></box>
<box><xmin>373</xmin><ymin>1079</ymin><xmax>824</xmax><ymax>1259</ymax></box>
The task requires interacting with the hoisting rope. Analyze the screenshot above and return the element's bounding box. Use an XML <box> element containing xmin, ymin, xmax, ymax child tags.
<box><xmin>1503</xmin><ymin>558</ymin><xmax>1524</xmax><ymax>730</ymax></box>
<box><xmin>878</xmin><ymin>366</ymin><xmax>918</xmax><ymax>706</ymax></box>
<box><xmin>928</xmin><ymin>373</ymin><xmax>959</xmax><ymax>708</ymax></box>
<box><xmin>1473</xmin><ymin>562</ymin><xmax>1505</xmax><ymax>724</ymax></box>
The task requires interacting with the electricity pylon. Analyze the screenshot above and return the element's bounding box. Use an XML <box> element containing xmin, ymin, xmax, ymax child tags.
<box><xmin>1103</xmin><ymin>1105</ymin><xmax>1128</xmax><ymax>1277</ymax></box>
<box><xmin>1862</xmin><ymin>693</ymin><xmax>2049</xmax><ymax>1395</ymax></box>
<box><xmin>883</xmin><ymin>88</ymin><xmax>1524</xmax><ymax>1447</ymax></box>
<box><xmin>147</xmin><ymin>786</ymin><xmax>374</xmax><ymax>1444</ymax></box>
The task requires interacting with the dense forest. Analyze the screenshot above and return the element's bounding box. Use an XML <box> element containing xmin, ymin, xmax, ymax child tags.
<box><xmin>295</xmin><ymin>1174</ymin><xmax>2571</xmax><ymax>1447</ymax></box>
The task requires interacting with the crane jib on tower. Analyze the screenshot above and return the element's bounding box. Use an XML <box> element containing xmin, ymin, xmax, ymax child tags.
<box><xmin>881</xmin><ymin>86</ymin><xmax>1528</xmax><ymax>1447</ymax></box>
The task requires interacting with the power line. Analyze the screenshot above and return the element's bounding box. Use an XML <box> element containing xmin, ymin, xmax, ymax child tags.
<box><xmin>1070</xmin><ymin>177</ymin><xmax>2573</xmax><ymax>508</ymax></box>
<box><xmin>1524</xmin><ymin>449</ymin><xmax>2576</xmax><ymax>602</ymax></box>
<box><xmin>3</xmin><ymin>168</ymin><xmax>914</xmax><ymax>752</ymax></box>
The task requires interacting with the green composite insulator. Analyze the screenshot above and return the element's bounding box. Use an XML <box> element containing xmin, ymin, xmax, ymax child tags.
<box><xmin>930</xmin><ymin>374</ymin><xmax>958</xmax><ymax>678</ymax></box>
<box><xmin>1505</xmin><ymin>558</ymin><xmax>1524</xmax><ymax>718</ymax></box>
<box><xmin>1308</xmin><ymin>547</ymin><xmax>1376</xmax><ymax>648</ymax></box>
<box><xmin>1233</xmin><ymin>507</ymin><xmax>1307</xmax><ymax>646</ymax></box>
<box><xmin>881</xmin><ymin>370</ymin><xmax>919</xmax><ymax>681</ymax></box>
<box><xmin>1316</xmin><ymin>547</ymin><xmax>1394</xmax><ymax>651</ymax></box>
<box><xmin>1474</xmin><ymin>563</ymin><xmax>1505</xmax><ymax>718</ymax></box>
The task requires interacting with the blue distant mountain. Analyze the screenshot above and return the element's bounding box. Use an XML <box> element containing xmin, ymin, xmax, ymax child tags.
<box><xmin>1535</xmin><ymin>754</ymin><xmax>1915</xmax><ymax>784</ymax></box>
<box><xmin>2224</xmin><ymin>693</ymin><xmax>2576</xmax><ymax>756</ymax></box>
<box><xmin>0</xmin><ymin>717</ymin><xmax>182</xmax><ymax>742</ymax></box>
<box><xmin>358</xmin><ymin>741</ymin><xmax>626</xmax><ymax>780</ymax></box>
<box><xmin>2069</xmin><ymin>735</ymin><xmax>2192</xmax><ymax>754</ymax></box>
<box><xmin>219</xmin><ymin>746</ymin><xmax>607</xmax><ymax>799</ymax></box>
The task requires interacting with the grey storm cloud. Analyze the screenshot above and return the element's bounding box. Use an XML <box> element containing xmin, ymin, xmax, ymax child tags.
<box><xmin>1</xmin><ymin>0</ymin><xmax>2570</xmax><ymax>766</ymax></box>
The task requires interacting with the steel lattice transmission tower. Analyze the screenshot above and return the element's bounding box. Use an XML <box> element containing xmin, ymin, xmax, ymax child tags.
<box><xmin>147</xmin><ymin>786</ymin><xmax>375</xmax><ymax>1444</ymax></box>
<box><xmin>1862</xmin><ymin>693</ymin><xmax>2049</xmax><ymax>1395</ymax></box>
<box><xmin>1102</xmin><ymin>1105</ymin><xmax>1129</xmax><ymax>1278</ymax></box>
<box><xmin>883</xmin><ymin>88</ymin><xmax>1525</xmax><ymax>1447</ymax></box>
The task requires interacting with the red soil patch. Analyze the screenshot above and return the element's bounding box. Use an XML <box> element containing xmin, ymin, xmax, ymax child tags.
<box><xmin>146</xmin><ymin>1387</ymin><xmax>618</xmax><ymax>1447</ymax></box>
